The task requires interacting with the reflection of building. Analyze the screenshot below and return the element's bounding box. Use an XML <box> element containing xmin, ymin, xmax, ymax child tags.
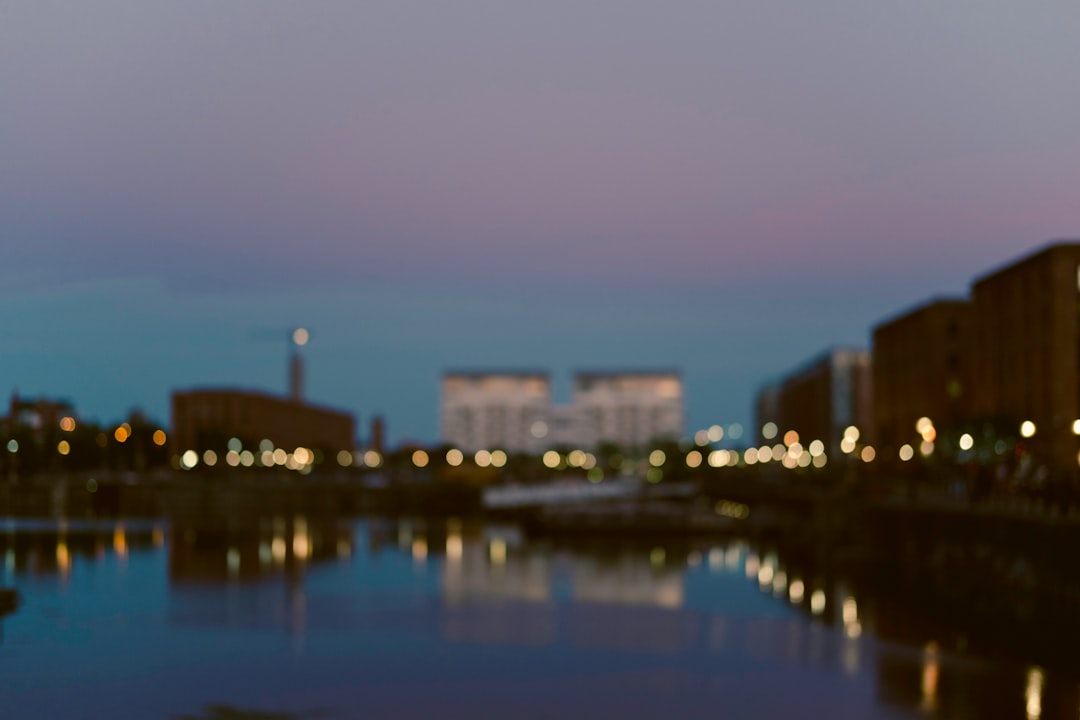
<box><xmin>872</xmin><ymin>298</ymin><xmax>973</xmax><ymax>459</ymax></box>
<box><xmin>756</xmin><ymin>348</ymin><xmax>873</xmax><ymax>455</ymax></box>
<box><xmin>171</xmin><ymin>389</ymin><xmax>355</xmax><ymax>456</ymax></box>
<box><xmin>440</xmin><ymin>372</ymin><xmax>551</xmax><ymax>453</ymax></box>
<box><xmin>970</xmin><ymin>242</ymin><xmax>1080</xmax><ymax>476</ymax></box>
<box><xmin>572</xmin><ymin>371</ymin><xmax>684</xmax><ymax>451</ymax></box>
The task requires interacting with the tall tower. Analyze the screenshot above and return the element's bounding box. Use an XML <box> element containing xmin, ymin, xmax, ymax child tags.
<box><xmin>289</xmin><ymin>328</ymin><xmax>309</xmax><ymax>402</ymax></box>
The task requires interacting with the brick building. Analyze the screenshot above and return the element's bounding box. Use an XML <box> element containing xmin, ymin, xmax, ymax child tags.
<box><xmin>970</xmin><ymin>242</ymin><xmax>1080</xmax><ymax>477</ymax></box>
<box><xmin>171</xmin><ymin>388</ymin><xmax>355</xmax><ymax>458</ymax></box>
<box><xmin>872</xmin><ymin>298</ymin><xmax>973</xmax><ymax>460</ymax></box>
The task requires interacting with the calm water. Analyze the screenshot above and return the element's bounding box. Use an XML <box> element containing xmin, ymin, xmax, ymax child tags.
<box><xmin>0</xmin><ymin>516</ymin><xmax>1075</xmax><ymax>719</ymax></box>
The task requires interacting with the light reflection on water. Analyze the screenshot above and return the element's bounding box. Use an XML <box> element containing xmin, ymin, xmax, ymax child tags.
<box><xmin>0</xmin><ymin>517</ymin><xmax>1076</xmax><ymax>719</ymax></box>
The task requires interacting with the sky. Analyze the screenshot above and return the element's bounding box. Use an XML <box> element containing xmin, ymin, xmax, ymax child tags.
<box><xmin>3</xmin><ymin>1</ymin><xmax>1079</xmax><ymax>444</ymax></box>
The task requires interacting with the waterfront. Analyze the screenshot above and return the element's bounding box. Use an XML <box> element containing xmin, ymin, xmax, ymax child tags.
<box><xmin>1</xmin><ymin>515</ymin><xmax>1075</xmax><ymax>719</ymax></box>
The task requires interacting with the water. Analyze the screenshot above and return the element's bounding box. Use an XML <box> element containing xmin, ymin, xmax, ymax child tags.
<box><xmin>0</xmin><ymin>516</ymin><xmax>1075</xmax><ymax>719</ymax></box>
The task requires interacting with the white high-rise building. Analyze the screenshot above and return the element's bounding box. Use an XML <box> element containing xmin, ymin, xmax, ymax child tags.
<box><xmin>572</xmin><ymin>371</ymin><xmax>684</xmax><ymax>451</ymax></box>
<box><xmin>439</xmin><ymin>369</ymin><xmax>684</xmax><ymax>453</ymax></box>
<box><xmin>440</xmin><ymin>372</ymin><xmax>551</xmax><ymax>453</ymax></box>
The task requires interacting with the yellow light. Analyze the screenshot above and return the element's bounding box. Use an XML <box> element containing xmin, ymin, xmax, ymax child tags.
<box><xmin>113</xmin><ymin>525</ymin><xmax>128</xmax><ymax>558</ymax></box>
<box><xmin>808</xmin><ymin>440</ymin><xmax>825</xmax><ymax>457</ymax></box>
<box><xmin>412</xmin><ymin>537</ymin><xmax>428</xmax><ymax>561</ymax></box>
<box><xmin>648</xmin><ymin>449</ymin><xmax>666</xmax><ymax>467</ymax></box>
<box><xmin>57</xmin><ymin>540</ymin><xmax>71</xmax><ymax>574</ymax></box>
<box><xmin>337</xmin><ymin>450</ymin><xmax>353</xmax><ymax>466</ymax></box>
<box><xmin>542</xmin><ymin>451</ymin><xmax>561</xmax><ymax>469</ymax></box>
<box><xmin>840</xmin><ymin>437</ymin><xmax>856</xmax><ymax>454</ymax></box>
<box><xmin>181</xmin><ymin>449</ymin><xmax>199</xmax><ymax>468</ymax></box>
<box><xmin>446</xmin><ymin>533</ymin><xmax>463</xmax><ymax>561</ymax></box>
<box><xmin>958</xmin><ymin>433</ymin><xmax>974</xmax><ymax>451</ymax></box>
<box><xmin>1020</xmin><ymin>420</ymin><xmax>1036</xmax><ymax>438</ymax></box>
<box><xmin>293</xmin><ymin>447</ymin><xmax>312</xmax><ymax>465</ymax></box>
<box><xmin>843</xmin><ymin>426</ymin><xmax>860</xmax><ymax>442</ymax></box>
<box><xmin>899</xmin><ymin>444</ymin><xmax>914</xmax><ymax>461</ymax></box>
<box><xmin>810</xmin><ymin>589</ymin><xmax>826</xmax><ymax>615</ymax></box>
<box><xmin>272</xmin><ymin>448</ymin><xmax>288</xmax><ymax>465</ymax></box>
<box><xmin>567</xmin><ymin>449</ymin><xmax>587</xmax><ymax>467</ymax></box>
<box><xmin>490</xmin><ymin>449</ymin><xmax>507</xmax><ymax>468</ymax></box>
<box><xmin>762</xmin><ymin>422</ymin><xmax>778</xmax><ymax>440</ymax></box>
<box><xmin>152</xmin><ymin>429</ymin><xmax>167</xmax><ymax>446</ymax></box>
<box><xmin>59</xmin><ymin>416</ymin><xmax>76</xmax><ymax>432</ymax></box>
<box><xmin>57</xmin><ymin>440</ymin><xmax>70</xmax><ymax>455</ymax></box>
<box><xmin>758</xmin><ymin>446</ymin><xmax>773</xmax><ymax>462</ymax></box>
<box><xmin>412</xmin><ymin>449</ymin><xmax>429</xmax><ymax>467</ymax></box>
<box><xmin>293</xmin><ymin>517</ymin><xmax>310</xmax><ymax>559</ymax></box>
<box><xmin>860</xmin><ymin>446</ymin><xmax>876</xmax><ymax>463</ymax></box>
<box><xmin>744</xmin><ymin>447</ymin><xmax>758</xmax><ymax>465</ymax></box>
<box><xmin>114</xmin><ymin>426</ymin><xmax>129</xmax><ymax>443</ymax></box>
<box><xmin>915</xmin><ymin>417</ymin><xmax>933</xmax><ymax>435</ymax></box>
<box><xmin>489</xmin><ymin>538</ymin><xmax>506</xmax><ymax>565</ymax></box>
<box><xmin>446</xmin><ymin>448</ymin><xmax>463</xmax><ymax>466</ymax></box>
<box><xmin>474</xmin><ymin>449</ymin><xmax>491</xmax><ymax>467</ymax></box>
<box><xmin>1026</xmin><ymin>666</ymin><xmax>1044</xmax><ymax>719</ymax></box>
<box><xmin>707</xmin><ymin>425</ymin><xmax>724</xmax><ymax>442</ymax></box>
<box><xmin>1073</xmin><ymin>419</ymin><xmax>1080</xmax><ymax>435</ymax></box>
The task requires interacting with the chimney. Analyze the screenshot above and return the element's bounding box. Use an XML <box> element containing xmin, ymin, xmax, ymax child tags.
<box><xmin>289</xmin><ymin>352</ymin><xmax>304</xmax><ymax>402</ymax></box>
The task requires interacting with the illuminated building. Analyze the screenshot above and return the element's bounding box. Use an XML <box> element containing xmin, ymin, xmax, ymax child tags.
<box><xmin>571</xmin><ymin>371</ymin><xmax>683</xmax><ymax>451</ymax></box>
<box><xmin>440</xmin><ymin>371</ymin><xmax>551</xmax><ymax>453</ymax></box>
<box><xmin>440</xmin><ymin>370</ymin><xmax>683</xmax><ymax>453</ymax></box>
<box><xmin>171</xmin><ymin>388</ymin><xmax>355</xmax><ymax>458</ymax></box>
<box><xmin>756</xmin><ymin>348</ymin><xmax>872</xmax><ymax>456</ymax></box>
<box><xmin>970</xmin><ymin>241</ymin><xmax>1080</xmax><ymax>476</ymax></box>
<box><xmin>872</xmin><ymin>298</ymin><xmax>972</xmax><ymax>461</ymax></box>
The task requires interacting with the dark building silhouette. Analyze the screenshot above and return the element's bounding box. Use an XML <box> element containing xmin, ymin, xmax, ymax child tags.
<box><xmin>171</xmin><ymin>389</ymin><xmax>355</xmax><ymax>457</ymax></box>
<box><xmin>872</xmin><ymin>298</ymin><xmax>973</xmax><ymax>461</ymax></box>
<box><xmin>369</xmin><ymin>415</ymin><xmax>385</xmax><ymax>453</ymax></box>
<box><xmin>756</xmin><ymin>347</ymin><xmax>873</xmax><ymax>456</ymax></box>
<box><xmin>970</xmin><ymin>241</ymin><xmax>1080</xmax><ymax>477</ymax></box>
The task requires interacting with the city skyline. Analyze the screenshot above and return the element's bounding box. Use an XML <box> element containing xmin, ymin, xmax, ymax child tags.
<box><xmin>4</xmin><ymin>2</ymin><xmax>1080</xmax><ymax>443</ymax></box>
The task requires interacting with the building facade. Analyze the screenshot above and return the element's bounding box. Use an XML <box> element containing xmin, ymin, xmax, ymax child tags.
<box><xmin>872</xmin><ymin>298</ymin><xmax>973</xmax><ymax>460</ymax></box>
<box><xmin>171</xmin><ymin>388</ymin><xmax>355</xmax><ymax>458</ymax></box>
<box><xmin>571</xmin><ymin>371</ymin><xmax>684</xmax><ymax>451</ymax></box>
<box><xmin>756</xmin><ymin>348</ymin><xmax>872</xmax><ymax>456</ymax></box>
<box><xmin>439</xmin><ymin>370</ymin><xmax>684</xmax><ymax>453</ymax></box>
<box><xmin>439</xmin><ymin>372</ymin><xmax>551</xmax><ymax>453</ymax></box>
<box><xmin>970</xmin><ymin>242</ymin><xmax>1080</xmax><ymax>477</ymax></box>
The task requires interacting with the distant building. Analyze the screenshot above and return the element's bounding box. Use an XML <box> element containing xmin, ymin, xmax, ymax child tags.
<box><xmin>872</xmin><ymin>298</ymin><xmax>973</xmax><ymax>460</ymax></box>
<box><xmin>5</xmin><ymin>392</ymin><xmax>75</xmax><ymax>434</ymax></box>
<box><xmin>171</xmin><ymin>388</ymin><xmax>355</xmax><ymax>457</ymax></box>
<box><xmin>754</xmin><ymin>382</ymin><xmax>782</xmax><ymax>446</ymax></box>
<box><xmin>438</xmin><ymin>369</ymin><xmax>684</xmax><ymax>453</ymax></box>
<box><xmin>439</xmin><ymin>372</ymin><xmax>551</xmax><ymax>453</ymax></box>
<box><xmin>757</xmin><ymin>348</ymin><xmax>872</xmax><ymax>456</ymax></box>
<box><xmin>970</xmin><ymin>241</ymin><xmax>1080</xmax><ymax>476</ymax></box>
<box><xmin>571</xmin><ymin>371</ymin><xmax>684</xmax><ymax>451</ymax></box>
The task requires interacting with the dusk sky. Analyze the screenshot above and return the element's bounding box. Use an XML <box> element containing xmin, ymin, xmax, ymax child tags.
<box><xmin>3</xmin><ymin>1</ymin><xmax>1079</xmax><ymax>444</ymax></box>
